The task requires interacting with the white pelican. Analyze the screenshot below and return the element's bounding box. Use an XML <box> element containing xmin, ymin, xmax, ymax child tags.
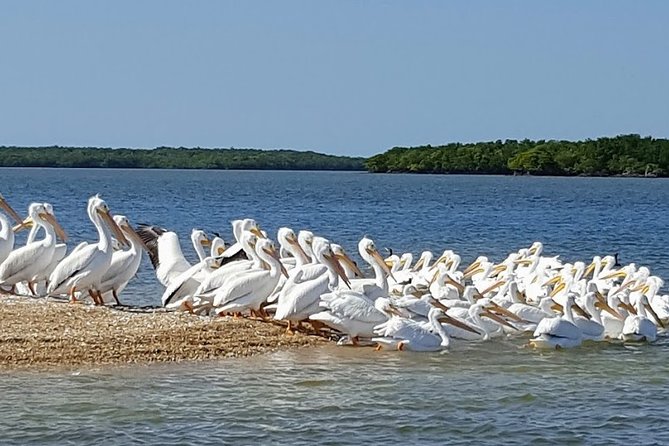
<box><xmin>372</xmin><ymin>307</ymin><xmax>457</xmax><ymax>352</ymax></box>
<box><xmin>97</xmin><ymin>215</ymin><xmax>147</xmax><ymax>305</ymax></box>
<box><xmin>343</xmin><ymin>237</ymin><xmax>394</xmax><ymax>299</ymax></box>
<box><xmin>0</xmin><ymin>194</ymin><xmax>22</xmax><ymax>265</ymax></box>
<box><xmin>0</xmin><ymin>203</ymin><xmax>67</xmax><ymax>294</ymax></box>
<box><xmin>14</xmin><ymin>202</ymin><xmax>68</xmax><ymax>296</ymax></box>
<box><xmin>273</xmin><ymin>236</ymin><xmax>350</xmax><ymax>331</ymax></box>
<box><xmin>210</xmin><ymin>234</ymin><xmax>226</xmax><ymax>257</ymax></box>
<box><xmin>162</xmin><ymin>256</ymin><xmax>220</xmax><ymax>311</ymax></box>
<box><xmin>572</xmin><ymin>292</ymin><xmax>621</xmax><ymax>341</ymax></box>
<box><xmin>331</xmin><ymin>244</ymin><xmax>364</xmax><ymax>280</ymax></box>
<box><xmin>297</xmin><ymin>230</ymin><xmax>316</xmax><ymax>263</ymax></box>
<box><xmin>191</xmin><ymin>229</ymin><xmax>211</xmax><ymax>262</ymax></box>
<box><xmin>277</xmin><ymin>227</ymin><xmax>309</xmax><ymax>270</ymax></box>
<box><xmin>530</xmin><ymin>294</ymin><xmax>583</xmax><ymax>349</ymax></box>
<box><xmin>620</xmin><ymin>294</ymin><xmax>661</xmax><ymax>343</ymax></box>
<box><xmin>47</xmin><ymin>195</ymin><xmax>128</xmax><ymax>304</ymax></box>
<box><xmin>195</xmin><ymin>231</ymin><xmax>262</xmax><ymax>298</ymax></box>
<box><xmin>213</xmin><ymin>238</ymin><xmax>289</xmax><ymax>316</ymax></box>
<box><xmin>310</xmin><ymin>294</ymin><xmax>394</xmax><ymax>343</ymax></box>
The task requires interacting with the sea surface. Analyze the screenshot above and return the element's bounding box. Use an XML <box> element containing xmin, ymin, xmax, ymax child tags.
<box><xmin>1</xmin><ymin>168</ymin><xmax>668</xmax><ymax>445</ymax></box>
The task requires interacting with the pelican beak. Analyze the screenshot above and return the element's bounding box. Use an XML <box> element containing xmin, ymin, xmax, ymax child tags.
<box><xmin>369</xmin><ymin>248</ymin><xmax>395</xmax><ymax>281</ymax></box>
<box><xmin>335</xmin><ymin>252</ymin><xmax>364</xmax><ymax>278</ymax></box>
<box><xmin>0</xmin><ymin>196</ymin><xmax>23</xmax><ymax>224</ymax></box>
<box><xmin>462</xmin><ymin>260</ymin><xmax>481</xmax><ymax>276</ymax></box>
<box><xmin>13</xmin><ymin>216</ymin><xmax>34</xmax><ymax>232</ymax></box>
<box><xmin>289</xmin><ymin>237</ymin><xmax>309</xmax><ymax>263</ymax></box>
<box><xmin>264</xmin><ymin>246</ymin><xmax>289</xmax><ymax>278</ymax></box>
<box><xmin>463</xmin><ymin>267</ymin><xmax>484</xmax><ymax>280</ymax></box>
<box><xmin>601</xmin><ymin>270</ymin><xmax>627</xmax><ymax>280</ymax></box>
<box><xmin>491</xmin><ymin>264</ymin><xmax>507</xmax><ymax>276</ymax></box>
<box><xmin>618</xmin><ymin>302</ymin><xmax>637</xmax><ymax>315</ymax></box>
<box><xmin>551</xmin><ymin>302</ymin><xmax>564</xmax><ymax>313</ymax></box>
<box><xmin>325</xmin><ymin>252</ymin><xmax>351</xmax><ymax>289</ymax></box>
<box><xmin>250</xmin><ymin>227</ymin><xmax>265</xmax><ymax>239</ymax></box>
<box><xmin>384</xmin><ymin>259</ymin><xmax>394</xmax><ymax>268</ymax></box>
<box><xmin>583</xmin><ymin>262</ymin><xmax>596</xmax><ymax>279</ymax></box>
<box><xmin>513</xmin><ymin>258</ymin><xmax>533</xmax><ymax>266</ymax></box>
<box><xmin>445</xmin><ymin>276</ymin><xmax>465</xmax><ymax>293</ymax></box>
<box><xmin>542</xmin><ymin>275</ymin><xmax>562</xmax><ymax>287</ymax></box>
<box><xmin>614</xmin><ymin>280</ymin><xmax>636</xmax><ymax>295</ymax></box>
<box><xmin>528</xmin><ymin>246</ymin><xmax>538</xmax><ymax>255</ymax></box>
<box><xmin>479</xmin><ymin>279</ymin><xmax>506</xmax><ymax>296</ymax></box>
<box><xmin>549</xmin><ymin>282</ymin><xmax>566</xmax><ymax>297</ymax></box>
<box><xmin>428</xmin><ymin>254</ymin><xmax>448</xmax><ymax>272</ymax></box>
<box><xmin>572</xmin><ymin>303</ymin><xmax>591</xmax><ymax>320</ymax></box>
<box><xmin>594</xmin><ymin>300</ymin><xmax>624</xmax><ymax>320</ymax></box>
<box><xmin>644</xmin><ymin>303</ymin><xmax>665</xmax><ymax>329</ymax></box>
<box><xmin>39</xmin><ymin>212</ymin><xmax>69</xmax><ymax>242</ymax></box>
<box><xmin>217</xmin><ymin>246</ymin><xmax>226</xmax><ymax>255</ymax></box>
<box><xmin>200</xmin><ymin>238</ymin><xmax>212</xmax><ymax>247</ymax></box>
<box><xmin>482</xmin><ymin>310</ymin><xmax>518</xmax><ymax>330</ymax></box>
<box><xmin>487</xmin><ymin>302</ymin><xmax>524</xmax><ymax>322</ymax></box>
<box><xmin>437</xmin><ymin>314</ymin><xmax>481</xmax><ymax>335</ymax></box>
<box><xmin>411</xmin><ymin>257</ymin><xmax>425</xmax><ymax>272</ymax></box>
<box><xmin>430</xmin><ymin>298</ymin><xmax>450</xmax><ymax>313</ymax></box>
<box><xmin>124</xmin><ymin>223</ymin><xmax>149</xmax><ymax>251</ymax></box>
<box><xmin>97</xmin><ymin>208</ymin><xmax>129</xmax><ymax>247</ymax></box>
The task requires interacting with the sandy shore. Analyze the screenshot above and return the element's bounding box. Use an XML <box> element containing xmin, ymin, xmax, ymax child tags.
<box><xmin>0</xmin><ymin>293</ymin><xmax>328</xmax><ymax>369</ymax></box>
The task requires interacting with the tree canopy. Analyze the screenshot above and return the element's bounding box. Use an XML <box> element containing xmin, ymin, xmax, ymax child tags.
<box><xmin>365</xmin><ymin>135</ymin><xmax>669</xmax><ymax>177</ymax></box>
<box><xmin>0</xmin><ymin>146</ymin><xmax>365</xmax><ymax>171</ymax></box>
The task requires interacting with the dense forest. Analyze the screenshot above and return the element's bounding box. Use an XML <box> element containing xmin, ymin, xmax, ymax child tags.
<box><xmin>366</xmin><ymin>135</ymin><xmax>669</xmax><ymax>177</ymax></box>
<box><xmin>0</xmin><ymin>146</ymin><xmax>365</xmax><ymax>171</ymax></box>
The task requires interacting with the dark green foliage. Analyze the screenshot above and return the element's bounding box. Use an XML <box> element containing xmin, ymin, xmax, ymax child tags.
<box><xmin>366</xmin><ymin>135</ymin><xmax>669</xmax><ymax>176</ymax></box>
<box><xmin>0</xmin><ymin>146</ymin><xmax>365</xmax><ymax>171</ymax></box>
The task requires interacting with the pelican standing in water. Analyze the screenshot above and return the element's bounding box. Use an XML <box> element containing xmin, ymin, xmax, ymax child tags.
<box><xmin>48</xmin><ymin>195</ymin><xmax>128</xmax><ymax>304</ymax></box>
<box><xmin>0</xmin><ymin>194</ymin><xmax>23</xmax><ymax>266</ymax></box>
<box><xmin>0</xmin><ymin>202</ymin><xmax>67</xmax><ymax>294</ymax></box>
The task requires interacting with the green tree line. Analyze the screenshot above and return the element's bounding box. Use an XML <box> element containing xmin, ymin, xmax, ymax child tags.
<box><xmin>365</xmin><ymin>134</ymin><xmax>669</xmax><ymax>177</ymax></box>
<box><xmin>0</xmin><ymin>146</ymin><xmax>365</xmax><ymax>171</ymax></box>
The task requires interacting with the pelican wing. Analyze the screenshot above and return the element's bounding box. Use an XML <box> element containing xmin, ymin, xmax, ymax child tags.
<box><xmin>136</xmin><ymin>224</ymin><xmax>168</xmax><ymax>269</ymax></box>
<box><xmin>214</xmin><ymin>241</ymin><xmax>249</xmax><ymax>266</ymax></box>
<box><xmin>47</xmin><ymin>244</ymin><xmax>100</xmax><ymax>293</ymax></box>
<box><xmin>329</xmin><ymin>293</ymin><xmax>386</xmax><ymax>323</ymax></box>
<box><xmin>0</xmin><ymin>242</ymin><xmax>46</xmax><ymax>282</ymax></box>
<box><xmin>274</xmin><ymin>269</ymin><xmax>329</xmax><ymax>320</ymax></box>
<box><xmin>213</xmin><ymin>270</ymin><xmax>270</xmax><ymax>307</ymax></box>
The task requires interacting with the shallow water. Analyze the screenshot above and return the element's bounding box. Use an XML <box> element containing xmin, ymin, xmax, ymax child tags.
<box><xmin>1</xmin><ymin>169</ymin><xmax>669</xmax><ymax>444</ymax></box>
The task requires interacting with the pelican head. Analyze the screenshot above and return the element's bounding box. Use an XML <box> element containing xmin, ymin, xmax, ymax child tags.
<box><xmin>313</xmin><ymin>236</ymin><xmax>351</xmax><ymax>288</ymax></box>
<box><xmin>358</xmin><ymin>237</ymin><xmax>394</xmax><ymax>280</ymax></box>
<box><xmin>114</xmin><ymin>215</ymin><xmax>148</xmax><ymax>251</ymax></box>
<box><xmin>191</xmin><ymin>229</ymin><xmax>211</xmax><ymax>248</ymax></box>
<box><xmin>331</xmin><ymin>243</ymin><xmax>364</xmax><ymax>278</ymax></box>
<box><xmin>89</xmin><ymin>195</ymin><xmax>128</xmax><ymax>247</ymax></box>
<box><xmin>298</xmin><ymin>230</ymin><xmax>315</xmax><ymax>260</ymax></box>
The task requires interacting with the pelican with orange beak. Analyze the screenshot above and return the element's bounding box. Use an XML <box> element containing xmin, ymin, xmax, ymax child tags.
<box><xmin>0</xmin><ymin>202</ymin><xmax>67</xmax><ymax>294</ymax></box>
<box><xmin>47</xmin><ymin>195</ymin><xmax>129</xmax><ymax>304</ymax></box>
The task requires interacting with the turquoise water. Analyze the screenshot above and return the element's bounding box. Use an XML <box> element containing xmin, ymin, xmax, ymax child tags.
<box><xmin>1</xmin><ymin>168</ymin><xmax>668</xmax><ymax>444</ymax></box>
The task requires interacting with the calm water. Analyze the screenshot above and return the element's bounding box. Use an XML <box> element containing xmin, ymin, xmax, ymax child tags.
<box><xmin>1</xmin><ymin>168</ymin><xmax>669</xmax><ymax>444</ymax></box>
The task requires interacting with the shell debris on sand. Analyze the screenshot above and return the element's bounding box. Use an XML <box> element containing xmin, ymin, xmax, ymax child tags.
<box><xmin>0</xmin><ymin>293</ymin><xmax>327</xmax><ymax>369</ymax></box>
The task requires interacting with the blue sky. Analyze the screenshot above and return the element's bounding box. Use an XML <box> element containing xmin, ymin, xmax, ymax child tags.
<box><xmin>1</xmin><ymin>1</ymin><xmax>667</xmax><ymax>156</ymax></box>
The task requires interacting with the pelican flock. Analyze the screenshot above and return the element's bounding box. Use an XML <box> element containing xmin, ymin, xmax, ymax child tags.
<box><xmin>0</xmin><ymin>193</ymin><xmax>667</xmax><ymax>353</ymax></box>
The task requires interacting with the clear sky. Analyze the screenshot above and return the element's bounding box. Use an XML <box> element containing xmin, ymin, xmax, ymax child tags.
<box><xmin>1</xmin><ymin>1</ymin><xmax>667</xmax><ymax>156</ymax></box>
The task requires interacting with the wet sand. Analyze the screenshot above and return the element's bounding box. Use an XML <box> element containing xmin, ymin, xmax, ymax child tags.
<box><xmin>0</xmin><ymin>293</ymin><xmax>327</xmax><ymax>369</ymax></box>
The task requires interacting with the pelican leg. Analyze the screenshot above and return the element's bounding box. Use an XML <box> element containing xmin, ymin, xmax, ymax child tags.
<box><xmin>184</xmin><ymin>301</ymin><xmax>194</xmax><ymax>315</ymax></box>
<box><xmin>112</xmin><ymin>289</ymin><xmax>121</xmax><ymax>306</ymax></box>
<box><xmin>88</xmin><ymin>290</ymin><xmax>99</xmax><ymax>305</ymax></box>
<box><xmin>351</xmin><ymin>336</ymin><xmax>360</xmax><ymax>346</ymax></box>
<box><xmin>286</xmin><ymin>321</ymin><xmax>294</xmax><ymax>335</ymax></box>
<box><xmin>375</xmin><ymin>344</ymin><xmax>382</xmax><ymax>351</ymax></box>
<box><xmin>309</xmin><ymin>320</ymin><xmax>326</xmax><ymax>335</ymax></box>
<box><xmin>96</xmin><ymin>290</ymin><xmax>105</xmax><ymax>306</ymax></box>
<box><xmin>27</xmin><ymin>281</ymin><xmax>37</xmax><ymax>296</ymax></box>
<box><xmin>9</xmin><ymin>285</ymin><xmax>16</xmax><ymax>295</ymax></box>
<box><xmin>69</xmin><ymin>286</ymin><xmax>78</xmax><ymax>303</ymax></box>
